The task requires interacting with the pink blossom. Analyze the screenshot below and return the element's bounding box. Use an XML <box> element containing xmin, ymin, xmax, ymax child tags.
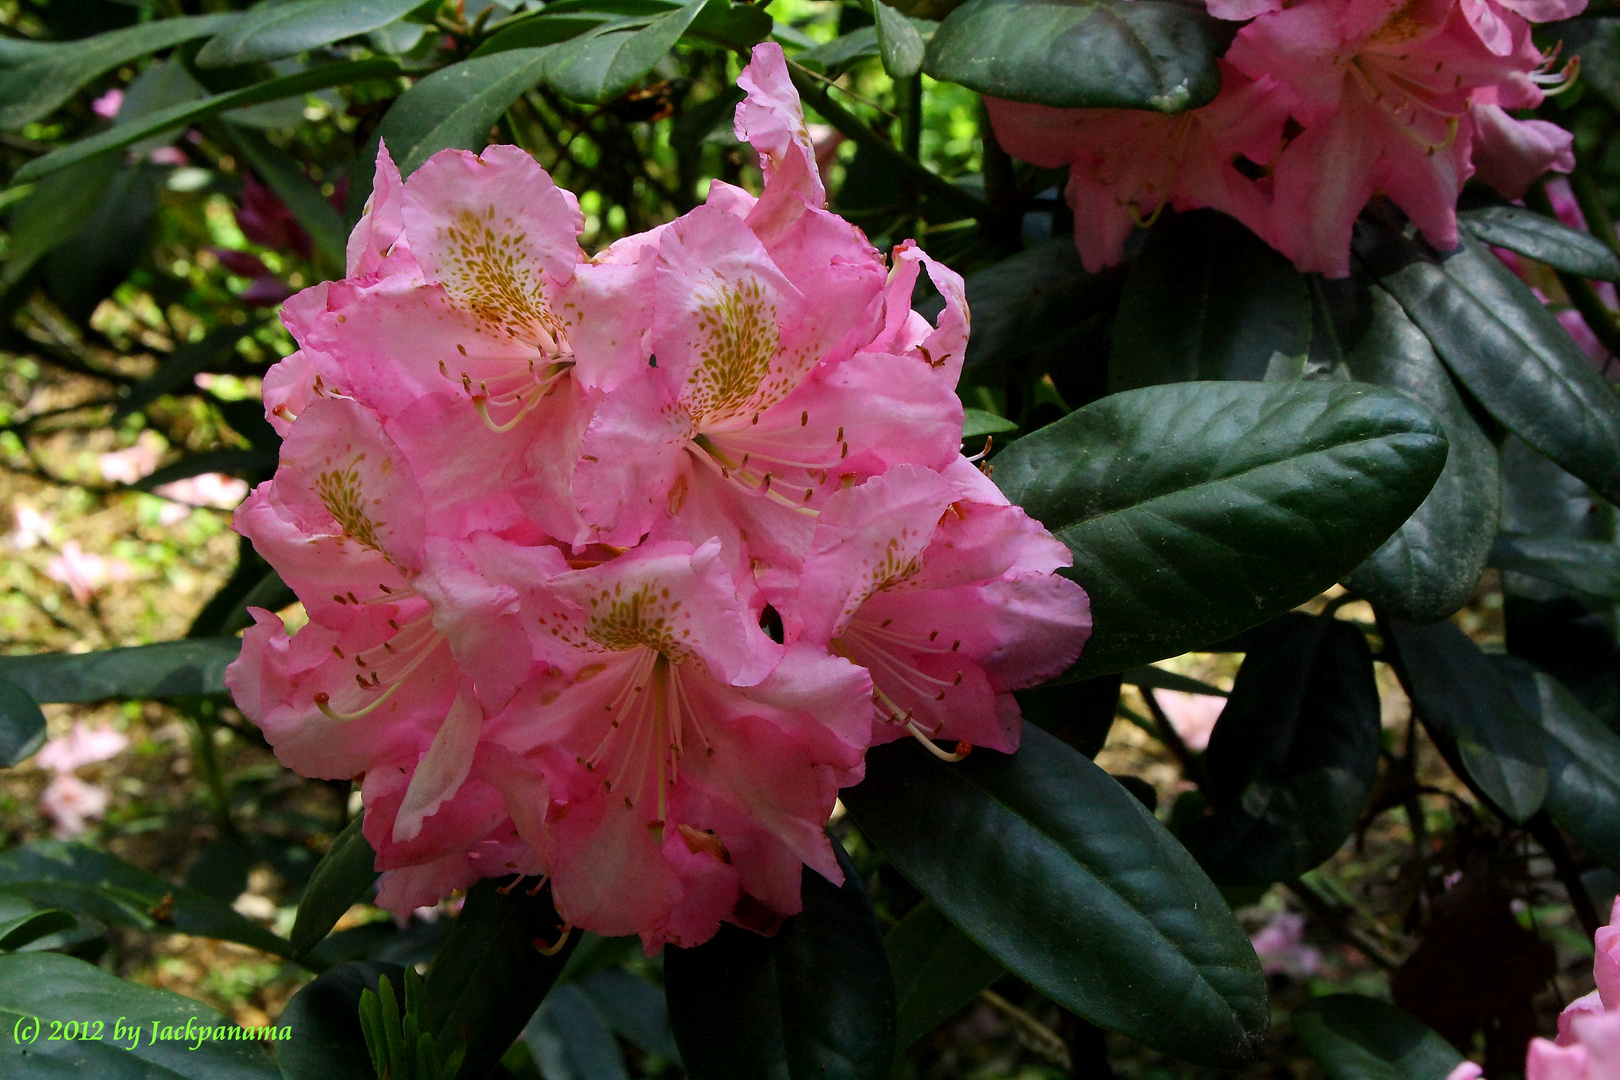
<box><xmin>98</xmin><ymin>431</ymin><xmax>164</xmax><ymax>485</ymax></box>
<box><xmin>984</xmin><ymin>63</ymin><xmax>1294</xmax><ymax>271</ymax></box>
<box><xmin>226</xmin><ymin>44</ymin><xmax>1091</xmax><ymax>949</ymax></box>
<box><xmin>152</xmin><ymin>472</ymin><xmax>250</xmax><ymax>511</ymax></box>
<box><xmin>1248</xmin><ymin>910</ymin><xmax>1322</xmax><ymax>977</ymax></box>
<box><xmin>782</xmin><ymin>461</ymin><xmax>1088</xmax><ymax>755</ymax></box>
<box><xmin>1218</xmin><ymin>0</ymin><xmax>1575</xmax><ymax>276</ymax></box>
<box><xmin>45</xmin><ymin>541</ymin><xmax>132</xmax><ymax>604</ymax></box>
<box><xmin>36</xmin><ymin>723</ymin><xmax>126</xmax><ymax>773</ymax></box>
<box><xmin>1460</xmin><ymin>898</ymin><xmax>1620</xmax><ymax>1080</ymax></box>
<box><xmin>9</xmin><ymin>502</ymin><xmax>51</xmax><ymax>550</ymax></box>
<box><xmin>480</xmin><ymin>539</ymin><xmax>873</xmax><ymax>949</ymax></box>
<box><xmin>39</xmin><ymin>774</ymin><xmax>110</xmax><ymax>839</ymax></box>
<box><xmin>91</xmin><ymin>88</ymin><xmax>123</xmax><ymax>119</ymax></box>
<box><xmin>1153</xmin><ymin>688</ymin><xmax>1226</xmax><ymax>752</ymax></box>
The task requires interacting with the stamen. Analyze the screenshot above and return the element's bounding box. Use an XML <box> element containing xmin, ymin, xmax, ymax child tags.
<box><xmin>533</xmin><ymin>925</ymin><xmax>573</xmax><ymax>955</ymax></box>
<box><xmin>906</xmin><ymin>722</ymin><xmax>969</xmax><ymax>761</ymax></box>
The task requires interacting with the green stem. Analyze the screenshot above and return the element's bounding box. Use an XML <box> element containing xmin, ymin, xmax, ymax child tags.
<box><xmin>187</xmin><ymin>701</ymin><xmax>235</xmax><ymax>835</ymax></box>
<box><xmin>786</xmin><ymin>62</ymin><xmax>992</xmax><ymax>224</ymax></box>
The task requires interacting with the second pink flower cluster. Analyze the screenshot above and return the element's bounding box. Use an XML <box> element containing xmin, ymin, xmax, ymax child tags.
<box><xmin>224</xmin><ymin>44</ymin><xmax>1091</xmax><ymax>951</ymax></box>
<box><xmin>987</xmin><ymin>0</ymin><xmax>1583</xmax><ymax>277</ymax></box>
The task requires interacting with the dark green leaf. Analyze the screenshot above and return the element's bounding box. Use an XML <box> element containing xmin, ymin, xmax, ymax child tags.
<box><xmin>527</xmin><ymin>983</ymin><xmax>632</xmax><ymax>1080</ymax></box>
<box><xmin>0</xmin><ymin>952</ymin><xmax>279</xmax><ymax>1078</ymax></box>
<box><xmin>841</xmin><ymin>724</ymin><xmax>1268</xmax><ymax>1067</ymax></box>
<box><xmin>924</xmin><ymin>0</ymin><xmax>1228</xmax><ymax>111</ymax></box>
<box><xmin>687</xmin><ymin>0</ymin><xmax>774</xmax><ymax>49</ymax></box>
<box><xmin>1108</xmin><ymin>210</ymin><xmax>1311</xmax><ymax>391</ymax></box>
<box><xmin>961</xmin><ymin>408</ymin><xmax>1017</xmax><ymax>438</ymax></box>
<box><xmin>182</xmin><ymin>835</ymin><xmax>253</xmax><ymax>903</ymax></box>
<box><xmin>470</xmin><ymin>12</ymin><xmax>617</xmax><ymax>56</ymax></box>
<box><xmin>575</xmin><ymin>969</ymin><xmax>680</xmax><ymax>1062</ymax></box>
<box><xmin>773</xmin><ymin>839</ymin><xmax>896</xmax><ymax>1080</ymax></box>
<box><xmin>1558</xmin><ymin>19</ymin><xmax>1620</xmax><ymax>112</ymax></box>
<box><xmin>223</xmin><ymin>126</ymin><xmax>347</xmax><ymax>274</ymax></box>
<box><xmin>874</xmin><ymin>2</ymin><xmax>926</xmax><ymax>79</ymax></box>
<box><xmin>0</xmin><ymin>678</ymin><xmax>46</xmax><ymax>768</ymax></box>
<box><xmin>1459</xmin><ymin>205</ymin><xmax>1620</xmax><ymax>282</ymax></box>
<box><xmin>421</xmin><ymin>878</ymin><xmax>576</xmax><ymax>1080</ymax></box>
<box><xmin>959</xmin><ymin>239</ymin><xmax>1116</xmax><ymax>371</ymax></box>
<box><xmin>668</xmin><ymin>838</ymin><xmax>895</xmax><ymax>1080</ymax></box>
<box><xmin>1499</xmin><ymin>657</ymin><xmax>1620</xmax><ymax>872</ymax></box>
<box><xmin>993</xmin><ymin>381</ymin><xmax>1449</xmax><ymax>679</ymax></box>
<box><xmin>666</xmin><ymin>924</ymin><xmax>788</xmax><ymax>1080</ymax></box>
<box><xmin>1340</xmin><ymin>284</ymin><xmax>1499</xmax><ymax>623</ymax></box>
<box><xmin>1122</xmin><ymin>666</ymin><xmax>1228</xmax><ymax>698</ymax></box>
<box><xmin>885</xmin><ymin>900</ymin><xmax>1005</xmax><ymax>1051</ymax></box>
<box><xmin>795</xmin><ymin>27</ymin><xmax>880</xmax><ymax>75</ymax></box>
<box><xmin>1017</xmin><ymin>672</ymin><xmax>1121</xmax><ymax>758</ymax></box>
<box><xmin>1364</xmin><ymin>227</ymin><xmax>1620</xmax><ymax>508</ymax></box>
<box><xmin>1293</xmin><ymin>994</ymin><xmax>1464</xmax><ymax>1080</ymax></box>
<box><xmin>0</xmin><ymin>14</ymin><xmax>239</xmax><ymax>129</ymax></box>
<box><xmin>277</xmin><ymin>961</ymin><xmax>404</xmax><ymax>1080</ymax></box>
<box><xmin>371</xmin><ymin>49</ymin><xmax>554</xmax><ymax>179</ymax></box>
<box><xmin>0</xmin><ymin>842</ymin><xmax>295</xmax><ymax>959</ymax></box>
<box><xmin>1385</xmin><ymin>619</ymin><xmax>1548</xmax><ymax>823</ymax></box>
<box><xmin>1490</xmin><ymin>534</ymin><xmax>1620</xmax><ymax>602</ymax></box>
<box><xmin>195</xmin><ymin>0</ymin><xmax>426</xmax><ymax>68</ymax></box>
<box><xmin>547</xmin><ymin>0</ymin><xmax>707</xmax><ymax>104</ymax></box>
<box><xmin>0</xmin><ymin>638</ymin><xmax>240</xmax><ymax>703</ymax></box>
<box><xmin>14</xmin><ymin>58</ymin><xmax>402</xmax><ymax>184</ymax></box>
<box><xmin>40</xmin><ymin>167</ymin><xmax>157</xmax><ymax>325</ymax></box>
<box><xmin>2</xmin><ymin>153</ymin><xmax>121</xmax><ymax>292</ymax></box>
<box><xmin>0</xmin><ymin>908</ymin><xmax>76</xmax><ymax>951</ymax></box>
<box><xmin>1181</xmin><ymin>615</ymin><xmax>1381</xmax><ymax>885</ymax></box>
<box><xmin>291</xmin><ymin>814</ymin><xmax>378</xmax><ymax>959</ymax></box>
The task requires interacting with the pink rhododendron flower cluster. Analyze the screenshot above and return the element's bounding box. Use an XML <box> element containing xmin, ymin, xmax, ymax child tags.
<box><xmin>1449</xmin><ymin>898</ymin><xmax>1620</xmax><ymax>1080</ymax></box>
<box><xmin>225</xmin><ymin>44</ymin><xmax>1090</xmax><ymax>951</ymax></box>
<box><xmin>986</xmin><ymin>0</ymin><xmax>1582</xmax><ymax>276</ymax></box>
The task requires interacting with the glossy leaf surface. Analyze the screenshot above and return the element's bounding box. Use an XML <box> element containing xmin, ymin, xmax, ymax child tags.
<box><xmin>667</xmin><ymin>839</ymin><xmax>895</xmax><ymax>1080</ymax></box>
<box><xmin>14</xmin><ymin>59</ymin><xmax>402</xmax><ymax>183</ymax></box>
<box><xmin>290</xmin><ymin>814</ymin><xmax>378</xmax><ymax>959</ymax></box>
<box><xmin>842</xmin><ymin>725</ymin><xmax>1268</xmax><ymax>1067</ymax></box>
<box><xmin>0</xmin><ymin>14</ymin><xmax>238</xmax><ymax>129</ymax></box>
<box><xmin>925</xmin><ymin>0</ymin><xmax>1227</xmax><ymax>111</ymax></box>
<box><xmin>371</xmin><ymin>49</ymin><xmax>554</xmax><ymax>179</ymax></box>
<box><xmin>994</xmin><ymin>382</ymin><xmax>1448</xmax><ymax>678</ymax></box>
<box><xmin>1458</xmin><ymin>205</ymin><xmax>1620</xmax><ymax>282</ymax></box>
<box><xmin>195</xmin><ymin>0</ymin><xmax>425</xmax><ymax>67</ymax></box>
<box><xmin>0</xmin><ymin>638</ymin><xmax>240</xmax><ymax>703</ymax></box>
<box><xmin>547</xmin><ymin>0</ymin><xmax>707</xmax><ymax>103</ymax></box>
<box><xmin>1490</xmin><ymin>534</ymin><xmax>1620</xmax><ymax>602</ymax></box>
<box><xmin>0</xmin><ymin>842</ymin><xmax>294</xmax><ymax>959</ymax></box>
<box><xmin>1182</xmin><ymin>615</ymin><xmax>1381</xmax><ymax>884</ymax></box>
<box><xmin>420</xmin><ymin>878</ymin><xmax>577</xmax><ymax>1080</ymax></box>
<box><xmin>1109</xmin><ymin>210</ymin><xmax>1311</xmax><ymax>391</ymax></box>
<box><xmin>1500</xmin><ymin>657</ymin><xmax>1620</xmax><ymax>872</ymax></box>
<box><xmin>1386</xmin><ymin>619</ymin><xmax>1548</xmax><ymax>823</ymax></box>
<box><xmin>885</xmin><ymin>901</ymin><xmax>1005</xmax><ymax>1051</ymax></box>
<box><xmin>1367</xmin><ymin>229</ymin><xmax>1620</xmax><ymax>508</ymax></box>
<box><xmin>1340</xmin><ymin>285</ymin><xmax>1499</xmax><ymax>623</ymax></box>
<box><xmin>0</xmin><ymin>952</ymin><xmax>279</xmax><ymax>1078</ymax></box>
<box><xmin>1294</xmin><ymin>994</ymin><xmax>1464</xmax><ymax>1080</ymax></box>
<box><xmin>0</xmin><ymin>679</ymin><xmax>46</xmax><ymax>768</ymax></box>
